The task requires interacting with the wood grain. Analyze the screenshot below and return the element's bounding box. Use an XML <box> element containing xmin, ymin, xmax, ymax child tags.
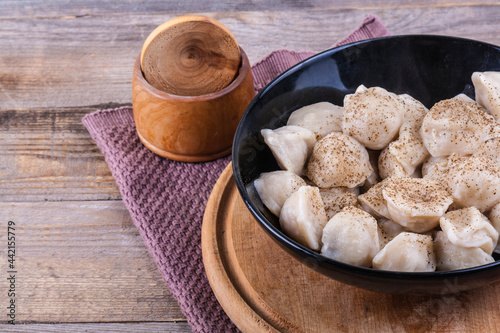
<box><xmin>0</xmin><ymin>106</ymin><xmax>121</xmax><ymax>201</ymax></box>
<box><xmin>1</xmin><ymin>0</ymin><xmax>499</xmax><ymax>19</ymax></box>
<box><xmin>141</xmin><ymin>15</ymin><xmax>241</xmax><ymax>96</ymax></box>
<box><xmin>0</xmin><ymin>201</ymin><xmax>185</xmax><ymax>323</ymax></box>
<box><xmin>1</xmin><ymin>5</ymin><xmax>500</xmax><ymax>108</ymax></box>
<box><xmin>0</xmin><ymin>322</ymin><xmax>191</xmax><ymax>332</ymax></box>
<box><xmin>203</xmin><ymin>165</ymin><xmax>500</xmax><ymax>333</ymax></box>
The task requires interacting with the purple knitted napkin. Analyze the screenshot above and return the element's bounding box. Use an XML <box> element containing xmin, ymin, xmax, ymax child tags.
<box><xmin>83</xmin><ymin>15</ymin><xmax>389</xmax><ymax>333</ymax></box>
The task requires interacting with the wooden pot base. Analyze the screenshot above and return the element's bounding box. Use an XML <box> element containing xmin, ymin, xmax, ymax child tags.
<box><xmin>201</xmin><ymin>163</ymin><xmax>500</xmax><ymax>333</ymax></box>
<box><xmin>136</xmin><ymin>130</ymin><xmax>231</xmax><ymax>162</ymax></box>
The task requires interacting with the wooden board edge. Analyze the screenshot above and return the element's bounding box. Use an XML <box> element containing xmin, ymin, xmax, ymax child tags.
<box><xmin>201</xmin><ymin>163</ymin><xmax>279</xmax><ymax>333</ymax></box>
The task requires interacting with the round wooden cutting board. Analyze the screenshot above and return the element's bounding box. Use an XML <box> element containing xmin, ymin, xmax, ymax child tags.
<box><xmin>202</xmin><ymin>163</ymin><xmax>500</xmax><ymax>332</ymax></box>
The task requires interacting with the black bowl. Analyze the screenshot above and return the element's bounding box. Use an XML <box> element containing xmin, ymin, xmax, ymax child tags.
<box><xmin>232</xmin><ymin>35</ymin><xmax>500</xmax><ymax>295</ymax></box>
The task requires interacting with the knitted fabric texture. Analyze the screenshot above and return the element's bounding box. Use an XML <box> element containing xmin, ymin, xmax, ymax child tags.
<box><xmin>82</xmin><ymin>15</ymin><xmax>390</xmax><ymax>333</ymax></box>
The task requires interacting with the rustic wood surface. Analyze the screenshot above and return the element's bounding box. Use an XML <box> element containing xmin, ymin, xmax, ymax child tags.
<box><xmin>1</xmin><ymin>1</ymin><xmax>499</xmax><ymax>332</ymax></box>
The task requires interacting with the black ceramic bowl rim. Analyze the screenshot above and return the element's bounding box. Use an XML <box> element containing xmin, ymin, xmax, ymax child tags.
<box><xmin>232</xmin><ymin>34</ymin><xmax>500</xmax><ymax>293</ymax></box>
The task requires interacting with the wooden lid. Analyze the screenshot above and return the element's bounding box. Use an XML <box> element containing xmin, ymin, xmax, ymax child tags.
<box><xmin>140</xmin><ymin>15</ymin><xmax>241</xmax><ymax>96</ymax></box>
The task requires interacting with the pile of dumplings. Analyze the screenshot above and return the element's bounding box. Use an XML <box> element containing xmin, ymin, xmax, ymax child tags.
<box><xmin>255</xmin><ymin>71</ymin><xmax>500</xmax><ymax>272</ymax></box>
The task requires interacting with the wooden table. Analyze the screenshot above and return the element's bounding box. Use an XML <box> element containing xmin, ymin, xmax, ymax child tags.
<box><xmin>1</xmin><ymin>1</ymin><xmax>499</xmax><ymax>332</ymax></box>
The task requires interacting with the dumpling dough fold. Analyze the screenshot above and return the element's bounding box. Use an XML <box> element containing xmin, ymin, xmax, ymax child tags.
<box><xmin>321</xmin><ymin>206</ymin><xmax>379</xmax><ymax>267</ymax></box>
<box><xmin>488</xmin><ymin>202</ymin><xmax>500</xmax><ymax>254</ymax></box>
<box><xmin>261</xmin><ymin>125</ymin><xmax>316</xmax><ymax>175</ymax></box>
<box><xmin>379</xmin><ymin>95</ymin><xmax>429</xmax><ymax>178</ymax></box>
<box><xmin>358</xmin><ymin>177</ymin><xmax>395</xmax><ymax>219</ymax></box>
<box><xmin>287</xmin><ymin>102</ymin><xmax>344</xmax><ymax>139</ymax></box>
<box><xmin>377</xmin><ymin>218</ymin><xmax>405</xmax><ymax>249</ymax></box>
<box><xmin>382</xmin><ymin>177</ymin><xmax>453</xmax><ymax>233</ymax></box>
<box><xmin>424</xmin><ymin>154</ymin><xmax>500</xmax><ymax>212</ymax></box>
<box><xmin>254</xmin><ymin>170</ymin><xmax>307</xmax><ymax>217</ymax></box>
<box><xmin>434</xmin><ymin>231</ymin><xmax>494</xmax><ymax>271</ymax></box>
<box><xmin>372</xmin><ymin>232</ymin><xmax>436</xmax><ymax>272</ymax></box>
<box><xmin>439</xmin><ymin>207</ymin><xmax>499</xmax><ymax>255</ymax></box>
<box><xmin>279</xmin><ymin>186</ymin><xmax>328</xmax><ymax>251</ymax></box>
<box><xmin>472</xmin><ymin>71</ymin><xmax>500</xmax><ymax>122</ymax></box>
<box><xmin>319</xmin><ymin>187</ymin><xmax>358</xmax><ymax>220</ymax></box>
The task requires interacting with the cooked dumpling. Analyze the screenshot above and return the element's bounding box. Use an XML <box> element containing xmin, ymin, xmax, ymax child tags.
<box><xmin>488</xmin><ymin>202</ymin><xmax>500</xmax><ymax>254</ymax></box>
<box><xmin>440</xmin><ymin>207</ymin><xmax>499</xmax><ymax>255</ymax></box>
<box><xmin>305</xmin><ymin>132</ymin><xmax>373</xmax><ymax>188</ymax></box>
<box><xmin>378</xmin><ymin>146</ymin><xmax>411</xmax><ymax>179</ymax></box>
<box><xmin>372</xmin><ymin>232</ymin><xmax>435</xmax><ymax>272</ymax></box>
<box><xmin>453</xmin><ymin>93</ymin><xmax>476</xmax><ymax>103</ymax></box>
<box><xmin>434</xmin><ymin>230</ymin><xmax>495</xmax><ymax>271</ymax></box>
<box><xmin>261</xmin><ymin>125</ymin><xmax>316</xmax><ymax>175</ymax></box>
<box><xmin>421</xmin><ymin>156</ymin><xmax>448</xmax><ymax>178</ymax></box>
<box><xmin>321</xmin><ymin>206</ymin><xmax>379</xmax><ymax>267</ymax></box>
<box><xmin>428</xmin><ymin>154</ymin><xmax>500</xmax><ymax>212</ymax></box>
<box><xmin>399</xmin><ymin>93</ymin><xmax>429</xmax><ymax>129</ymax></box>
<box><xmin>254</xmin><ymin>170</ymin><xmax>307</xmax><ymax>216</ymax></box>
<box><xmin>474</xmin><ymin>137</ymin><xmax>500</xmax><ymax>166</ymax></box>
<box><xmin>354</xmin><ymin>84</ymin><xmax>368</xmax><ymax>93</ymax></box>
<box><xmin>279</xmin><ymin>186</ymin><xmax>328</xmax><ymax>251</ymax></box>
<box><xmin>343</xmin><ymin>86</ymin><xmax>405</xmax><ymax>150</ymax></box>
<box><xmin>319</xmin><ymin>187</ymin><xmax>358</xmax><ymax>220</ymax></box>
<box><xmin>378</xmin><ymin>131</ymin><xmax>428</xmax><ymax>179</ymax></box>
<box><xmin>378</xmin><ymin>135</ymin><xmax>427</xmax><ymax>179</ymax></box>
<box><xmin>420</xmin><ymin>98</ymin><xmax>497</xmax><ymax>157</ymax></box>
<box><xmin>287</xmin><ymin>102</ymin><xmax>343</xmax><ymax>139</ymax></box>
<box><xmin>378</xmin><ymin>96</ymin><xmax>429</xmax><ymax>179</ymax></box>
<box><xmin>377</xmin><ymin>218</ymin><xmax>405</xmax><ymax>248</ymax></box>
<box><xmin>472</xmin><ymin>71</ymin><xmax>500</xmax><ymax>122</ymax></box>
<box><xmin>358</xmin><ymin>177</ymin><xmax>395</xmax><ymax>219</ymax></box>
<box><xmin>382</xmin><ymin>177</ymin><xmax>453</xmax><ymax>233</ymax></box>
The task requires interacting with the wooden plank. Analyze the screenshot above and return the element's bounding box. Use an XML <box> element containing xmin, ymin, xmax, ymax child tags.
<box><xmin>0</xmin><ymin>201</ymin><xmax>186</xmax><ymax>323</ymax></box>
<box><xmin>0</xmin><ymin>322</ymin><xmax>191</xmax><ymax>333</ymax></box>
<box><xmin>1</xmin><ymin>6</ymin><xmax>500</xmax><ymax>108</ymax></box>
<box><xmin>0</xmin><ymin>0</ymin><xmax>313</xmax><ymax>18</ymax></box>
<box><xmin>0</xmin><ymin>106</ymin><xmax>121</xmax><ymax>201</ymax></box>
<box><xmin>1</xmin><ymin>0</ymin><xmax>498</xmax><ymax>18</ymax></box>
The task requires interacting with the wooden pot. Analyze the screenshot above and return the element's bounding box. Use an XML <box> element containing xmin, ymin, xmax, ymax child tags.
<box><xmin>132</xmin><ymin>47</ymin><xmax>255</xmax><ymax>162</ymax></box>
